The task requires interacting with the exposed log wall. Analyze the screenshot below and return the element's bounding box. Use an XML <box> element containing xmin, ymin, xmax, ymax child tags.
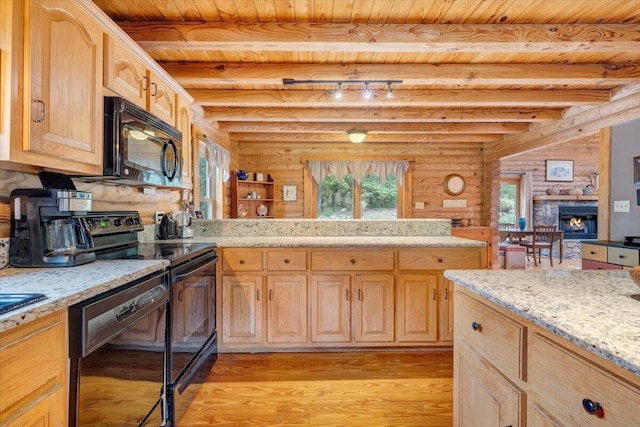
<box><xmin>235</xmin><ymin>140</ymin><xmax>488</xmax><ymax>223</ymax></box>
<box><xmin>500</xmin><ymin>135</ymin><xmax>599</xmax><ymax>196</ymax></box>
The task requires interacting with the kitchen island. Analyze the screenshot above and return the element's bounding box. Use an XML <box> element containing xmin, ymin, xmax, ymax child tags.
<box><xmin>444</xmin><ymin>269</ymin><xmax>640</xmax><ymax>426</ymax></box>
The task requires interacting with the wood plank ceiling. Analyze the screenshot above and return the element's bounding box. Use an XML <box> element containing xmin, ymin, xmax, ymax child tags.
<box><xmin>92</xmin><ymin>0</ymin><xmax>640</xmax><ymax>156</ymax></box>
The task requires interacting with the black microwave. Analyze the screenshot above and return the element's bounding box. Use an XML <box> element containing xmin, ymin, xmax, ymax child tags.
<box><xmin>102</xmin><ymin>96</ymin><xmax>183</xmax><ymax>188</ymax></box>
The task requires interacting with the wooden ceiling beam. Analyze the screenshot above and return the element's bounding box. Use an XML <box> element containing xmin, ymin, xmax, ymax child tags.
<box><xmin>485</xmin><ymin>89</ymin><xmax>640</xmax><ymax>160</ymax></box>
<box><xmin>191</xmin><ymin>89</ymin><xmax>609</xmax><ymax>107</ymax></box>
<box><xmin>218</xmin><ymin>121</ymin><xmax>528</xmax><ymax>134</ymax></box>
<box><xmin>204</xmin><ymin>107</ymin><xmax>561</xmax><ymax>122</ymax></box>
<box><xmin>163</xmin><ymin>62</ymin><xmax>640</xmax><ymax>86</ymax></box>
<box><xmin>117</xmin><ymin>22</ymin><xmax>640</xmax><ymax>53</ymax></box>
<box><xmin>231</xmin><ymin>133</ymin><xmax>502</xmax><ymax>143</ymax></box>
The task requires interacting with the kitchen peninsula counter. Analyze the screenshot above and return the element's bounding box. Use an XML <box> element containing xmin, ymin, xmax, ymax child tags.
<box><xmin>0</xmin><ymin>260</ymin><xmax>168</xmax><ymax>332</ymax></box>
<box><xmin>444</xmin><ymin>269</ymin><xmax>640</xmax><ymax>376</ymax></box>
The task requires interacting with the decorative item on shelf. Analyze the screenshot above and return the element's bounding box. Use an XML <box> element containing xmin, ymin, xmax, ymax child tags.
<box><xmin>570</xmin><ymin>187</ymin><xmax>583</xmax><ymax>196</ymax></box>
<box><xmin>451</xmin><ymin>218</ymin><xmax>463</xmax><ymax>227</ymax></box>
<box><xmin>255</xmin><ymin>173</ymin><xmax>264</xmax><ymax>182</ymax></box>
<box><xmin>518</xmin><ymin>217</ymin><xmax>527</xmax><ymax>231</ymax></box>
<box><xmin>583</xmin><ymin>184</ymin><xmax>594</xmax><ymax>195</ymax></box>
<box><xmin>546</xmin><ymin>184</ymin><xmax>561</xmax><ymax>195</ymax></box>
<box><xmin>256</xmin><ymin>204</ymin><xmax>268</xmax><ymax>217</ymax></box>
<box><xmin>238</xmin><ymin>203</ymin><xmax>248</xmax><ymax>218</ymax></box>
<box><xmin>237</xmin><ymin>170</ymin><xmax>248</xmax><ymax>180</ymax></box>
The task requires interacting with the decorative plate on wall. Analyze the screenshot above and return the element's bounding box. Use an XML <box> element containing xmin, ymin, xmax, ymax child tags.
<box><xmin>256</xmin><ymin>204</ymin><xmax>268</xmax><ymax>216</ymax></box>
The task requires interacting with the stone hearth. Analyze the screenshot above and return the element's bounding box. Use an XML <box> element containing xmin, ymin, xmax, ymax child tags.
<box><xmin>532</xmin><ymin>197</ymin><xmax>598</xmax><ymax>260</ymax></box>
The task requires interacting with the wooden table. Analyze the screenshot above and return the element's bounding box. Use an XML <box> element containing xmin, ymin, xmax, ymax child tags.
<box><xmin>506</xmin><ymin>230</ymin><xmax>564</xmax><ymax>263</ymax></box>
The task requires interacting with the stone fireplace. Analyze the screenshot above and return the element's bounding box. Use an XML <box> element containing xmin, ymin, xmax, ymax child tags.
<box><xmin>532</xmin><ymin>197</ymin><xmax>598</xmax><ymax>259</ymax></box>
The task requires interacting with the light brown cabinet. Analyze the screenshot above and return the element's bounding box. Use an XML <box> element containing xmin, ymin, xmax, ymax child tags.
<box><xmin>453</xmin><ymin>285</ymin><xmax>640</xmax><ymax>427</ymax></box>
<box><xmin>221</xmin><ymin>274</ymin><xmax>263</xmax><ymax>344</ymax></box>
<box><xmin>0</xmin><ymin>310</ymin><xmax>68</xmax><ymax>426</ymax></box>
<box><xmin>397</xmin><ymin>273</ymin><xmax>438</xmax><ymax>342</ymax></box>
<box><xmin>104</xmin><ymin>35</ymin><xmax>177</xmax><ymax>126</ymax></box>
<box><xmin>219</xmin><ymin>245</ymin><xmax>484</xmax><ymax>352</ymax></box>
<box><xmin>230</xmin><ymin>172</ymin><xmax>275</xmax><ymax>219</ymax></box>
<box><xmin>267</xmin><ymin>274</ymin><xmax>308</xmax><ymax>343</ymax></box>
<box><xmin>1</xmin><ymin>0</ymin><xmax>104</xmax><ymax>174</ymax></box>
<box><xmin>451</xmin><ymin>227</ymin><xmax>493</xmax><ymax>268</ymax></box>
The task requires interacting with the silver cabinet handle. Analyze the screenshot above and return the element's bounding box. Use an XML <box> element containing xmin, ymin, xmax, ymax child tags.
<box><xmin>33</xmin><ymin>99</ymin><xmax>46</xmax><ymax>123</ymax></box>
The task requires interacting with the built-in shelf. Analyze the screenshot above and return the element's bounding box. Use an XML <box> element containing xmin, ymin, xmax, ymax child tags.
<box><xmin>533</xmin><ymin>195</ymin><xmax>598</xmax><ymax>201</ymax></box>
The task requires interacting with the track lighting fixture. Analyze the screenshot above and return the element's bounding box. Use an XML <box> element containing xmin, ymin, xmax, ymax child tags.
<box><xmin>283</xmin><ymin>79</ymin><xmax>402</xmax><ymax>101</ymax></box>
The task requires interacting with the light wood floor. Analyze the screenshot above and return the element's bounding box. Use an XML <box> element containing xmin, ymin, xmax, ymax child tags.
<box><xmin>180</xmin><ymin>350</ymin><xmax>454</xmax><ymax>427</ymax></box>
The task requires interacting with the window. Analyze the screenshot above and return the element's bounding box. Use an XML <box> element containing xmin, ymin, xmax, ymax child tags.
<box><xmin>196</xmin><ymin>138</ymin><xmax>229</xmax><ymax>219</ymax></box>
<box><xmin>309</xmin><ymin>160</ymin><xmax>407</xmax><ymax>219</ymax></box>
<box><xmin>499</xmin><ymin>177</ymin><xmax>521</xmax><ymax>227</ymax></box>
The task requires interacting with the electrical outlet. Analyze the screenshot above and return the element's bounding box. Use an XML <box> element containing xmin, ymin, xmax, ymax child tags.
<box><xmin>415</xmin><ymin>202</ymin><xmax>425</xmax><ymax>209</ymax></box>
<box><xmin>613</xmin><ymin>200</ymin><xmax>630</xmax><ymax>212</ymax></box>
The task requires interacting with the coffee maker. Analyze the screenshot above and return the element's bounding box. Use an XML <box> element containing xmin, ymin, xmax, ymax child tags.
<box><xmin>9</xmin><ymin>172</ymin><xmax>96</xmax><ymax>267</ymax></box>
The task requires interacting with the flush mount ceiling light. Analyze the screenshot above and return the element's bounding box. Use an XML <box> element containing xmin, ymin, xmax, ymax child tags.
<box><xmin>347</xmin><ymin>129</ymin><xmax>368</xmax><ymax>143</ymax></box>
<box><xmin>283</xmin><ymin>79</ymin><xmax>402</xmax><ymax>101</ymax></box>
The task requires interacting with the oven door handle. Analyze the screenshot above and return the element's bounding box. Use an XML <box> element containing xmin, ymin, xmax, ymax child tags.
<box><xmin>172</xmin><ymin>256</ymin><xmax>218</xmax><ymax>283</ymax></box>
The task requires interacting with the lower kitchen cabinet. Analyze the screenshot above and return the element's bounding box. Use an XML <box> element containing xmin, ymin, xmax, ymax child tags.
<box><xmin>456</xmin><ymin>344</ymin><xmax>524</xmax><ymax>427</ymax></box>
<box><xmin>219</xmin><ymin>245</ymin><xmax>484</xmax><ymax>351</ymax></box>
<box><xmin>309</xmin><ymin>273</ymin><xmax>395</xmax><ymax>343</ymax></box>
<box><xmin>397</xmin><ymin>274</ymin><xmax>438</xmax><ymax>342</ymax></box>
<box><xmin>452</xmin><ymin>285</ymin><xmax>640</xmax><ymax>427</ymax></box>
<box><xmin>0</xmin><ymin>310</ymin><xmax>68</xmax><ymax>427</ymax></box>
<box><xmin>222</xmin><ymin>275</ymin><xmax>263</xmax><ymax>344</ymax></box>
<box><xmin>267</xmin><ymin>275</ymin><xmax>308</xmax><ymax>343</ymax></box>
<box><xmin>582</xmin><ymin>242</ymin><xmax>639</xmax><ymax>270</ymax></box>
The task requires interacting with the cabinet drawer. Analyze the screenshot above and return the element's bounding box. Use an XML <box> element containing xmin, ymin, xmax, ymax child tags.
<box><xmin>455</xmin><ymin>290</ymin><xmax>525</xmax><ymax>380</ymax></box>
<box><xmin>607</xmin><ymin>246</ymin><xmax>639</xmax><ymax>268</ymax></box>
<box><xmin>0</xmin><ymin>311</ymin><xmax>66</xmax><ymax>417</ymax></box>
<box><xmin>581</xmin><ymin>259</ymin><xmax>622</xmax><ymax>270</ymax></box>
<box><xmin>311</xmin><ymin>250</ymin><xmax>394</xmax><ymax>271</ymax></box>
<box><xmin>529</xmin><ymin>332</ymin><xmax>640</xmax><ymax>426</ymax></box>
<box><xmin>266</xmin><ymin>250</ymin><xmax>307</xmax><ymax>271</ymax></box>
<box><xmin>582</xmin><ymin>244</ymin><xmax>608</xmax><ymax>263</ymax></box>
<box><xmin>399</xmin><ymin>248</ymin><xmax>481</xmax><ymax>270</ymax></box>
<box><xmin>223</xmin><ymin>249</ymin><xmax>264</xmax><ymax>271</ymax></box>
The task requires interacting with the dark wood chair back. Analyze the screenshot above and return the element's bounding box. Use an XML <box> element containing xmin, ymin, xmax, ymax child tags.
<box><xmin>532</xmin><ymin>225</ymin><xmax>557</xmax><ymax>244</ymax></box>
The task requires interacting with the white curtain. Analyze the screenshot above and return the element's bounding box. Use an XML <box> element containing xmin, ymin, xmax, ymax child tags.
<box><xmin>204</xmin><ymin>137</ymin><xmax>231</xmax><ymax>182</ymax></box>
<box><xmin>308</xmin><ymin>160</ymin><xmax>409</xmax><ymax>185</ymax></box>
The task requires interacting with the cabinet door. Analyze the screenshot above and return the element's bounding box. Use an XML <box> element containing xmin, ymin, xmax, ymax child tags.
<box><xmin>310</xmin><ymin>274</ymin><xmax>350</xmax><ymax>342</ymax></box>
<box><xmin>222</xmin><ymin>275</ymin><xmax>263</xmax><ymax>343</ymax></box>
<box><xmin>456</xmin><ymin>348</ymin><xmax>524</xmax><ymax>427</ymax></box>
<box><xmin>174</xmin><ymin>274</ymin><xmax>215</xmax><ymax>344</ymax></box>
<box><xmin>267</xmin><ymin>275</ymin><xmax>307</xmax><ymax>343</ymax></box>
<box><xmin>147</xmin><ymin>71</ymin><xmax>177</xmax><ymax>126</ymax></box>
<box><xmin>27</xmin><ymin>0</ymin><xmax>103</xmax><ymax>172</ymax></box>
<box><xmin>177</xmin><ymin>96</ymin><xmax>192</xmax><ymax>183</ymax></box>
<box><xmin>353</xmin><ymin>274</ymin><xmax>394</xmax><ymax>342</ymax></box>
<box><xmin>528</xmin><ymin>402</ymin><xmax>565</xmax><ymax>427</ymax></box>
<box><xmin>439</xmin><ymin>278</ymin><xmax>455</xmax><ymax>342</ymax></box>
<box><xmin>397</xmin><ymin>274</ymin><xmax>438</xmax><ymax>342</ymax></box>
<box><xmin>103</xmin><ymin>34</ymin><xmax>148</xmax><ymax>109</ymax></box>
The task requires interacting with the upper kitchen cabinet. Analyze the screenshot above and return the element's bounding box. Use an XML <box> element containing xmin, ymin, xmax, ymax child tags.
<box><xmin>104</xmin><ymin>34</ymin><xmax>178</xmax><ymax>127</ymax></box>
<box><xmin>1</xmin><ymin>0</ymin><xmax>104</xmax><ymax>174</ymax></box>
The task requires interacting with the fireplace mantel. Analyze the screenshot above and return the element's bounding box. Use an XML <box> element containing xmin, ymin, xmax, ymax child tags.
<box><xmin>533</xmin><ymin>195</ymin><xmax>598</xmax><ymax>201</ymax></box>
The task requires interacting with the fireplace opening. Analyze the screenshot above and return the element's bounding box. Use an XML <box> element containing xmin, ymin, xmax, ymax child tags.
<box><xmin>558</xmin><ymin>206</ymin><xmax>597</xmax><ymax>240</ymax></box>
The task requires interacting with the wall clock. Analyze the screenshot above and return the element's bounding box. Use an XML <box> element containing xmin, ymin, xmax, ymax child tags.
<box><xmin>444</xmin><ymin>174</ymin><xmax>466</xmax><ymax>196</ymax></box>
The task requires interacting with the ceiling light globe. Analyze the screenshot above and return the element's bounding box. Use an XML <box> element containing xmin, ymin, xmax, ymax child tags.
<box><xmin>347</xmin><ymin>129</ymin><xmax>368</xmax><ymax>143</ymax></box>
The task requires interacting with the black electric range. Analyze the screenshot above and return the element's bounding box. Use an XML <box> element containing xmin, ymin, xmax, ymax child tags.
<box><xmin>95</xmin><ymin>242</ymin><xmax>216</xmax><ymax>266</ymax></box>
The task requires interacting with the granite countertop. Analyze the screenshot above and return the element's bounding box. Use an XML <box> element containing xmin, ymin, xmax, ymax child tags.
<box><xmin>0</xmin><ymin>260</ymin><xmax>168</xmax><ymax>333</ymax></box>
<box><xmin>443</xmin><ymin>269</ymin><xmax>640</xmax><ymax>377</ymax></box>
<box><xmin>162</xmin><ymin>235</ymin><xmax>485</xmax><ymax>248</ymax></box>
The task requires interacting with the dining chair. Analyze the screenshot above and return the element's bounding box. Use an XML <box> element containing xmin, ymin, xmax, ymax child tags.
<box><xmin>520</xmin><ymin>225</ymin><xmax>557</xmax><ymax>267</ymax></box>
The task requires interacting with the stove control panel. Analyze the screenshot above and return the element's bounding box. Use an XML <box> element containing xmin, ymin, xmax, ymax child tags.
<box><xmin>82</xmin><ymin>212</ymin><xmax>144</xmax><ymax>236</ymax></box>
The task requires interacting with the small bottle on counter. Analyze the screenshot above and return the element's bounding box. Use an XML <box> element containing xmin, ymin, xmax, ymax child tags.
<box><xmin>468</xmin><ymin>207</ymin><xmax>474</xmax><ymax>227</ymax></box>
